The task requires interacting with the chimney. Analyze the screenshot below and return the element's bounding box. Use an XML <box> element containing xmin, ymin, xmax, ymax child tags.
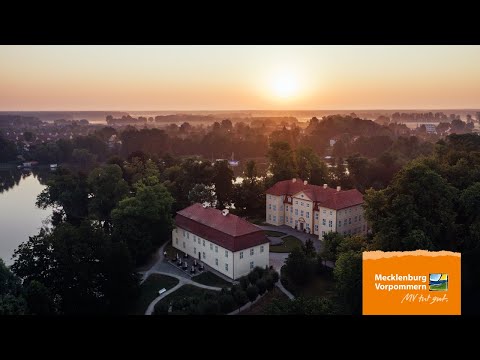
<box><xmin>303</xmin><ymin>180</ymin><xmax>308</xmax><ymax>185</ymax></box>
<box><xmin>292</xmin><ymin>178</ymin><xmax>296</xmax><ymax>183</ymax></box>
<box><xmin>323</xmin><ymin>184</ymin><xmax>327</xmax><ymax>189</ymax></box>
<box><xmin>337</xmin><ymin>186</ymin><xmax>341</xmax><ymax>192</ymax></box>
<box><xmin>222</xmin><ymin>209</ymin><xmax>229</xmax><ymax>216</ymax></box>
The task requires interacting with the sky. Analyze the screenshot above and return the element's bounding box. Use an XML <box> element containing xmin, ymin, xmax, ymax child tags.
<box><xmin>1</xmin><ymin>45</ymin><xmax>480</xmax><ymax>111</ymax></box>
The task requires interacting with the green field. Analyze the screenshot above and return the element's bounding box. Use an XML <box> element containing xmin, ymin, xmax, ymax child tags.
<box><xmin>131</xmin><ymin>274</ymin><xmax>179</xmax><ymax>315</ymax></box>
<box><xmin>153</xmin><ymin>285</ymin><xmax>220</xmax><ymax>314</ymax></box>
<box><xmin>264</xmin><ymin>230</ymin><xmax>287</xmax><ymax>237</ymax></box>
<box><xmin>430</xmin><ymin>282</ymin><xmax>448</xmax><ymax>291</ymax></box>
<box><xmin>270</xmin><ymin>235</ymin><xmax>302</xmax><ymax>253</ymax></box>
<box><xmin>192</xmin><ymin>271</ymin><xmax>232</xmax><ymax>288</ymax></box>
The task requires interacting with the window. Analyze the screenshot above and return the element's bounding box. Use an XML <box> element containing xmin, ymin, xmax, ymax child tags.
<box><xmin>286</xmin><ymin>206</ymin><xmax>289</xmax><ymax>211</ymax></box>
<box><xmin>240</xmin><ymin>251</ymin><xmax>244</xmax><ymax>259</ymax></box>
<box><xmin>295</xmin><ymin>220</ymin><xmax>298</xmax><ymax>226</ymax></box>
<box><xmin>290</xmin><ymin>218</ymin><xmax>293</xmax><ymax>223</ymax></box>
<box><xmin>315</xmin><ymin>225</ymin><xmax>318</xmax><ymax>231</ymax></box>
<box><xmin>290</xmin><ymin>207</ymin><xmax>293</xmax><ymax>213</ymax></box>
<box><xmin>300</xmin><ymin>202</ymin><xmax>304</xmax><ymax>206</ymax></box>
<box><xmin>210</xmin><ymin>243</ymin><xmax>213</xmax><ymax>250</ymax></box>
<box><xmin>269</xmin><ymin>214</ymin><xmax>271</xmax><ymax>220</ymax></box>
<box><xmin>175</xmin><ymin>238</ymin><xmax>178</xmax><ymax>245</ymax></box>
<box><xmin>344</xmin><ymin>219</ymin><xmax>347</xmax><ymax>225</ymax></box>
<box><xmin>203</xmin><ymin>252</ymin><xmax>205</xmax><ymax>259</ymax></box>
<box><xmin>273</xmin><ymin>205</ymin><xmax>276</xmax><ymax>211</ymax></box>
<box><xmin>183</xmin><ymin>242</ymin><xmax>185</xmax><ymax>249</ymax></box>
<box><xmin>193</xmin><ymin>236</ymin><xmax>196</xmax><ymax>243</ymax></box>
<box><xmin>295</xmin><ymin>209</ymin><xmax>298</xmax><ymax>215</ymax></box>
<box><xmin>183</xmin><ymin>230</ymin><xmax>185</xmax><ymax>237</ymax></box>
<box><xmin>280</xmin><ymin>205</ymin><xmax>284</xmax><ymax>211</ymax></box>
<box><xmin>322</xmin><ymin>219</ymin><xmax>326</xmax><ymax>226</ymax></box>
<box><xmin>328</xmin><ymin>220</ymin><xmax>332</xmax><ymax>228</ymax></box>
<box><xmin>280</xmin><ymin>216</ymin><xmax>283</xmax><ymax>222</ymax></box>
<box><xmin>330</xmin><ymin>211</ymin><xmax>332</xmax><ymax>216</ymax></box>
<box><xmin>338</xmin><ymin>220</ymin><xmax>342</xmax><ymax>227</ymax></box>
<box><xmin>354</xmin><ymin>216</ymin><xmax>358</xmax><ymax>222</ymax></box>
<box><xmin>295</xmin><ymin>201</ymin><xmax>298</xmax><ymax>204</ymax></box>
<box><xmin>269</xmin><ymin>204</ymin><xmax>271</xmax><ymax>210</ymax></box>
<box><xmin>307</xmin><ymin>203</ymin><xmax>309</xmax><ymax>208</ymax></box>
<box><xmin>215</xmin><ymin>246</ymin><xmax>218</xmax><ymax>253</ymax></box>
<box><xmin>286</xmin><ymin>216</ymin><xmax>288</xmax><ymax>222</ymax></box>
<box><xmin>194</xmin><ymin>247</ymin><xmax>196</xmax><ymax>254</ymax></box>
<box><xmin>273</xmin><ymin>216</ymin><xmax>277</xmax><ymax>222</ymax></box>
<box><xmin>175</xmin><ymin>228</ymin><xmax>178</xmax><ymax>233</ymax></box>
<box><xmin>250</xmin><ymin>261</ymin><xmax>254</xmax><ymax>270</ymax></box>
<box><xmin>315</xmin><ymin>213</ymin><xmax>319</xmax><ymax>220</ymax></box>
<box><xmin>250</xmin><ymin>248</ymin><xmax>254</xmax><ymax>256</ymax></box>
<box><xmin>225</xmin><ymin>263</ymin><xmax>228</xmax><ymax>271</ymax></box>
<box><xmin>349</xmin><ymin>218</ymin><xmax>352</xmax><ymax>225</ymax></box>
<box><xmin>306</xmin><ymin>212</ymin><xmax>309</xmax><ymax>218</ymax></box>
<box><xmin>300</xmin><ymin>210</ymin><xmax>304</xmax><ymax>217</ymax></box>
<box><xmin>215</xmin><ymin>258</ymin><xmax>218</xmax><ymax>266</ymax></box>
<box><xmin>203</xmin><ymin>239</ymin><xmax>205</xmax><ymax>246</ymax></box>
<box><xmin>225</xmin><ymin>250</ymin><xmax>228</xmax><ymax>258</ymax></box>
<box><xmin>322</xmin><ymin>231</ymin><xmax>325</xmax><ymax>236</ymax></box>
<box><xmin>260</xmin><ymin>245</ymin><xmax>264</xmax><ymax>253</ymax></box>
<box><xmin>187</xmin><ymin>233</ymin><xmax>189</xmax><ymax>239</ymax></box>
<box><xmin>323</xmin><ymin>209</ymin><xmax>326</xmax><ymax>214</ymax></box>
<box><xmin>301</xmin><ymin>194</ymin><xmax>304</xmax><ymax>198</ymax></box>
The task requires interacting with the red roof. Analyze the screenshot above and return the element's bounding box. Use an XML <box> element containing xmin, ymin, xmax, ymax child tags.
<box><xmin>266</xmin><ymin>179</ymin><xmax>363</xmax><ymax>210</ymax></box>
<box><xmin>175</xmin><ymin>203</ymin><xmax>268</xmax><ymax>252</ymax></box>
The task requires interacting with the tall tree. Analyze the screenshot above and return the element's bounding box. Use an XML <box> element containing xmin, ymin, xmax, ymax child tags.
<box><xmin>267</xmin><ymin>141</ymin><xmax>297</xmax><ymax>183</ymax></box>
<box><xmin>334</xmin><ymin>250</ymin><xmax>362</xmax><ymax>315</ymax></box>
<box><xmin>212</xmin><ymin>160</ymin><xmax>234</xmax><ymax>209</ymax></box>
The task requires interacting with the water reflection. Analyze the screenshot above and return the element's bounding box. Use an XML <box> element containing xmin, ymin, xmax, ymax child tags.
<box><xmin>0</xmin><ymin>168</ymin><xmax>53</xmax><ymax>266</ymax></box>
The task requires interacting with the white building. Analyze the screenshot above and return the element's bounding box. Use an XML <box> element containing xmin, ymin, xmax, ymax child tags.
<box><xmin>172</xmin><ymin>203</ymin><xmax>269</xmax><ymax>280</ymax></box>
<box><xmin>265</xmin><ymin>178</ymin><xmax>367</xmax><ymax>239</ymax></box>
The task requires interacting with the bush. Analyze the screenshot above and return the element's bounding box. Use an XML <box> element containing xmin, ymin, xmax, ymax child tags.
<box><xmin>233</xmin><ymin>289</ymin><xmax>248</xmax><ymax>307</ymax></box>
<box><xmin>256</xmin><ymin>279</ymin><xmax>267</xmax><ymax>295</ymax></box>
<box><xmin>253</xmin><ymin>266</ymin><xmax>266</xmax><ymax>279</ymax></box>
<box><xmin>246</xmin><ymin>285</ymin><xmax>259</xmax><ymax>302</ymax></box>
<box><xmin>219</xmin><ymin>294</ymin><xmax>236</xmax><ymax>313</ymax></box>
<box><xmin>270</xmin><ymin>270</ymin><xmax>280</xmax><ymax>283</ymax></box>
<box><xmin>248</xmin><ymin>271</ymin><xmax>259</xmax><ymax>284</ymax></box>
<box><xmin>239</xmin><ymin>276</ymin><xmax>249</xmax><ymax>290</ymax></box>
<box><xmin>316</xmin><ymin>255</ymin><xmax>326</xmax><ymax>274</ymax></box>
<box><xmin>154</xmin><ymin>301</ymin><xmax>169</xmax><ymax>315</ymax></box>
<box><xmin>264</xmin><ymin>275</ymin><xmax>275</xmax><ymax>291</ymax></box>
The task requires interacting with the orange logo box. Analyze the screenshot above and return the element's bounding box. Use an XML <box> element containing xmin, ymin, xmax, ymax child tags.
<box><xmin>363</xmin><ymin>251</ymin><xmax>461</xmax><ymax>315</ymax></box>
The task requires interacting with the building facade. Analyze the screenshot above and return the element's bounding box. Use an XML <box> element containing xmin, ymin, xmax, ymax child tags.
<box><xmin>265</xmin><ymin>178</ymin><xmax>367</xmax><ymax>239</ymax></box>
<box><xmin>172</xmin><ymin>203</ymin><xmax>269</xmax><ymax>280</ymax></box>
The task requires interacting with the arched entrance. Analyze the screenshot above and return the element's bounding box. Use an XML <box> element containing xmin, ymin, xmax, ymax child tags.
<box><xmin>298</xmin><ymin>217</ymin><xmax>306</xmax><ymax>231</ymax></box>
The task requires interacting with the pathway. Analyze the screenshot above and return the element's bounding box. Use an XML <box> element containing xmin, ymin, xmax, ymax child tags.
<box><xmin>144</xmin><ymin>270</ymin><xmax>223</xmax><ymax>315</ymax></box>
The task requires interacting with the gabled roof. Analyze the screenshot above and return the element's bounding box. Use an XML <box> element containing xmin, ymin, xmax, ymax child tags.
<box><xmin>266</xmin><ymin>179</ymin><xmax>364</xmax><ymax>210</ymax></box>
<box><xmin>175</xmin><ymin>203</ymin><xmax>268</xmax><ymax>252</ymax></box>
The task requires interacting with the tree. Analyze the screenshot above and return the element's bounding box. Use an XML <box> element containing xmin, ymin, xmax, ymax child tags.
<box><xmin>11</xmin><ymin>222</ymin><xmax>139</xmax><ymax>315</ymax></box>
<box><xmin>24</xmin><ymin>280</ymin><xmax>56</xmax><ymax>315</ymax></box>
<box><xmin>334</xmin><ymin>250</ymin><xmax>362</xmax><ymax>314</ymax></box>
<box><xmin>188</xmin><ymin>183</ymin><xmax>216</xmax><ymax>205</ymax></box>
<box><xmin>295</xmin><ymin>146</ymin><xmax>329</xmax><ymax>185</ymax></box>
<box><xmin>111</xmin><ymin>179</ymin><xmax>174</xmax><ymax>265</ymax></box>
<box><xmin>71</xmin><ymin>148</ymin><xmax>97</xmax><ymax>168</ymax></box>
<box><xmin>0</xmin><ymin>135</ymin><xmax>17</xmax><ymax>162</ymax></box>
<box><xmin>284</xmin><ymin>248</ymin><xmax>313</xmax><ymax>285</ymax></box>
<box><xmin>321</xmin><ymin>232</ymin><xmax>344</xmax><ymax>262</ymax></box>
<box><xmin>36</xmin><ymin>168</ymin><xmax>89</xmax><ymax>225</ymax></box>
<box><xmin>264</xmin><ymin>296</ymin><xmax>338</xmax><ymax>315</ymax></box>
<box><xmin>87</xmin><ymin>164</ymin><xmax>129</xmax><ymax>229</ymax></box>
<box><xmin>267</xmin><ymin>141</ymin><xmax>297</xmax><ymax>183</ymax></box>
<box><xmin>232</xmin><ymin>289</ymin><xmax>248</xmax><ymax>307</ymax></box>
<box><xmin>264</xmin><ymin>275</ymin><xmax>274</xmax><ymax>291</ymax></box>
<box><xmin>337</xmin><ymin>235</ymin><xmax>368</xmax><ymax>254</ymax></box>
<box><xmin>246</xmin><ymin>285</ymin><xmax>259</xmax><ymax>302</ymax></box>
<box><xmin>212</xmin><ymin>160</ymin><xmax>234</xmax><ymax>209</ymax></box>
<box><xmin>256</xmin><ymin>278</ymin><xmax>267</xmax><ymax>295</ymax></box>
<box><xmin>302</xmin><ymin>239</ymin><xmax>317</xmax><ymax>258</ymax></box>
<box><xmin>218</xmin><ymin>294</ymin><xmax>236</xmax><ymax>313</ymax></box>
<box><xmin>23</xmin><ymin>131</ymin><xmax>35</xmax><ymax>142</ymax></box>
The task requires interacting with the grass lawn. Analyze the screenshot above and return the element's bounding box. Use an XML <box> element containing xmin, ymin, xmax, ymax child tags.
<box><xmin>154</xmin><ymin>284</ymin><xmax>220</xmax><ymax>313</ymax></box>
<box><xmin>270</xmin><ymin>235</ymin><xmax>302</xmax><ymax>253</ymax></box>
<box><xmin>264</xmin><ymin>230</ymin><xmax>286</xmax><ymax>237</ymax></box>
<box><xmin>192</xmin><ymin>271</ymin><xmax>232</xmax><ymax>288</ymax></box>
<box><xmin>239</xmin><ymin>287</ymin><xmax>289</xmax><ymax>315</ymax></box>
<box><xmin>131</xmin><ymin>274</ymin><xmax>179</xmax><ymax>315</ymax></box>
<box><xmin>282</xmin><ymin>269</ymin><xmax>336</xmax><ymax>298</ymax></box>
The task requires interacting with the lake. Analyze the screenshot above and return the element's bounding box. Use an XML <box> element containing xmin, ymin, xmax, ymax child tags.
<box><xmin>0</xmin><ymin>169</ymin><xmax>52</xmax><ymax>266</ymax></box>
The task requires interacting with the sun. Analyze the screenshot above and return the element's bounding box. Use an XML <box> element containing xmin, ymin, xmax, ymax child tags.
<box><xmin>271</xmin><ymin>71</ymin><xmax>299</xmax><ymax>99</ymax></box>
